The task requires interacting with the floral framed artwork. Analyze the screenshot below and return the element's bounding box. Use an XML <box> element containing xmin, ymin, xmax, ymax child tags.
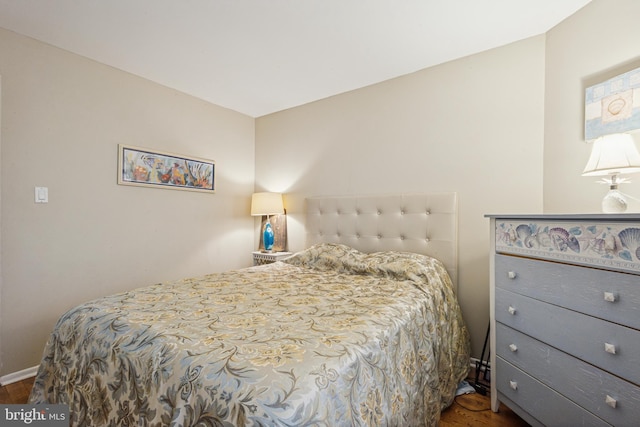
<box><xmin>118</xmin><ymin>144</ymin><xmax>215</xmax><ymax>193</ymax></box>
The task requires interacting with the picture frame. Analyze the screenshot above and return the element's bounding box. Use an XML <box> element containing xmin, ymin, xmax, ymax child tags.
<box><xmin>118</xmin><ymin>144</ymin><xmax>215</xmax><ymax>193</ymax></box>
<box><xmin>585</xmin><ymin>66</ymin><xmax>640</xmax><ymax>141</ymax></box>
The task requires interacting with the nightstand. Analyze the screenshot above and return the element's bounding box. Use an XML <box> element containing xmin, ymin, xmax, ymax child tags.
<box><xmin>252</xmin><ymin>251</ymin><xmax>292</xmax><ymax>266</ymax></box>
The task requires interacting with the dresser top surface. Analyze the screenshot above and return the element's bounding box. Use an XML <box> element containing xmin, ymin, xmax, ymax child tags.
<box><xmin>485</xmin><ymin>213</ymin><xmax>640</xmax><ymax>221</ymax></box>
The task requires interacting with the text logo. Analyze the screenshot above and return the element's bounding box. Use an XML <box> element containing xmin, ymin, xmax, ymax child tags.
<box><xmin>1</xmin><ymin>405</ymin><xmax>68</xmax><ymax>426</ymax></box>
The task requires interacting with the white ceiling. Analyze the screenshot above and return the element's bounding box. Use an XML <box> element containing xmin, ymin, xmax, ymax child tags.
<box><xmin>0</xmin><ymin>0</ymin><xmax>591</xmax><ymax>117</ymax></box>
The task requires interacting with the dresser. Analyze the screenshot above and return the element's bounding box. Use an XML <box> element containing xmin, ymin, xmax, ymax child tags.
<box><xmin>487</xmin><ymin>214</ymin><xmax>640</xmax><ymax>427</ymax></box>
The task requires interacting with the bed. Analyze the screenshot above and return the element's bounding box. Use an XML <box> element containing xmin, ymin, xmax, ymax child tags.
<box><xmin>29</xmin><ymin>193</ymin><xmax>470</xmax><ymax>426</ymax></box>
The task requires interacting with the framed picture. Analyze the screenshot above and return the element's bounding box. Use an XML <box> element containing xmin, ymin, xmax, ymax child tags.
<box><xmin>585</xmin><ymin>66</ymin><xmax>640</xmax><ymax>141</ymax></box>
<box><xmin>118</xmin><ymin>144</ymin><xmax>215</xmax><ymax>193</ymax></box>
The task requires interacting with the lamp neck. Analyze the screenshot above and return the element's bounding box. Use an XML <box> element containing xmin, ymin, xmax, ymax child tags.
<box><xmin>610</xmin><ymin>173</ymin><xmax>620</xmax><ymax>190</ymax></box>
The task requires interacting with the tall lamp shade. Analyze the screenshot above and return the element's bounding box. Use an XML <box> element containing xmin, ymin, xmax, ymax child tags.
<box><xmin>251</xmin><ymin>192</ymin><xmax>284</xmax><ymax>251</ymax></box>
<box><xmin>251</xmin><ymin>192</ymin><xmax>284</xmax><ymax>216</ymax></box>
<box><xmin>582</xmin><ymin>133</ymin><xmax>640</xmax><ymax>213</ymax></box>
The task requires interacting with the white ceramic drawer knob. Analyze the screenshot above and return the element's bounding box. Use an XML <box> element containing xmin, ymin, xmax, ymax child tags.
<box><xmin>604</xmin><ymin>343</ymin><xmax>617</xmax><ymax>354</ymax></box>
<box><xmin>508</xmin><ymin>306</ymin><xmax>517</xmax><ymax>315</ymax></box>
<box><xmin>507</xmin><ymin>271</ymin><xmax>517</xmax><ymax>279</ymax></box>
<box><xmin>605</xmin><ymin>395</ymin><xmax>617</xmax><ymax>408</ymax></box>
<box><xmin>509</xmin><ymin>380</ymin><xmax>518</xmax><ymax>390</ymax></box>
<box><xmin>603</xmin><ymin>292</ymin><xmax>616</xmax><ymax>302</ymax></box>
<box><xmin>509</xmin><ymin>344</ymin><xmax>518</xmax><ymax>352</ymax></box>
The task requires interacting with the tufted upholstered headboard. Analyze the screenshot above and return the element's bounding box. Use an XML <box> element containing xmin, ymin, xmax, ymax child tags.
<box><xmin>305</xmin><ymin>193</ymin><xmax>458</xmax><ymax>290</ymax></box>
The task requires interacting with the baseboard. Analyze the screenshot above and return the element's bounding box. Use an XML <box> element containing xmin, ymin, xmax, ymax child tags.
<box><xmin>0</xmin><ymin>366</ymin><xmax>38</xmax><ymax>386</ymax></box>
<box><xmin>470</xmin><ymin>356</ymin><xmax>490</xmax><ymax>371</ymax></box>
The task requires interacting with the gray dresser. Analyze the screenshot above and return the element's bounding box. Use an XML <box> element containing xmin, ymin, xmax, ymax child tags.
<box><xmin>487</xmin><ymin>214</ymin><xmax>640</xmax><ymax>427</ymax></box>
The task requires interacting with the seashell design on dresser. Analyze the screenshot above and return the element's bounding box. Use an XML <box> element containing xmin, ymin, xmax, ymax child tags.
<box><xmin>515</xmin><ymin>224</ymin><xmax>535</xmax><ymax>248</ymax></box>
<box><xmin>497</xmin><ymin>226</ymin><xmax>518</xmax><ymax>245</ymax></box>
<box><xmin>587</xmin><ymin>234</ymin><xmax>619</xmax><ymax>257</ymax></box>
<box><xmin>618</xmin><ymin>228</ymin><xmax>640</xmax><ymax>261</ymax></box>
<box><xmin>547</xmin><ymin>227</ymin><xmax>580</xmax><ymax>253</ymax></box>
<box><xmin>496</xmin><ymin>220</ymin><xmax>640</xmax><ymax>270</ymax></box>
<box><xmin>501</xmin><ymin>224</ymin><xmax>580</xmax><ymax>253</ymax></box>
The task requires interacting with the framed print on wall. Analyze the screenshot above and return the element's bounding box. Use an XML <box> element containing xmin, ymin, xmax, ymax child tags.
<box><xmin>118</xmin><ymin>144</ymin><xmax>215</xmax><ymax>193</ymax></box>
<box><xmin>585</xmin><ymin>66</ymin><xmax>640</xmax><ymax>141</ymax></box>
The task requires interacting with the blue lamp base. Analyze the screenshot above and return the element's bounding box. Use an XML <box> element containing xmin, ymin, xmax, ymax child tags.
<box><xmin>263</xmin><ymin>221</ymin><xmax>274</xmax><ymax>252</ymax></box>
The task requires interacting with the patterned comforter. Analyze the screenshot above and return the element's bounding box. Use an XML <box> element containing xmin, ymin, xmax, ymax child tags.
<box><xmin>29</xmin><ymin>243</ymin><xmax>470</xmax><ymax>426</ymax></box>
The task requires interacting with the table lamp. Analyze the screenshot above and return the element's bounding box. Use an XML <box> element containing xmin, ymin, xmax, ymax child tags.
<box><xmin>251</xmin><ymin>192</ymin><xmax>284</xmax><ymax>251</ymax></box>
<box><xmin>582</xmin><ymin>133</ymin><xmax>640</xmax><ymax>213</ymax></box>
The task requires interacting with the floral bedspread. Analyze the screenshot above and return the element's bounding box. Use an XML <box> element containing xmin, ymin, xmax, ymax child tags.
<box><xmin>29</xmin><ymin>243</ymin><xmax>470</xmax><ymax>426</ymax></box>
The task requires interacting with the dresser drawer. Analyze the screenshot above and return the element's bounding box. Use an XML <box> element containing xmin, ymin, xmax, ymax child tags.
<box><xmin>496</xmin><ymin>322</ymin><xmax>640</xmax><ymax>426</ymax></box>
<box><xmin>496</xmin><ymin>254</ymin><xmax>640</xmax><ymax>330</ymax></box>
<box><xmin>496</xmin><ymin>358</ymin><xmax>611</xmax><ymax>427</ymax></box>
<box><xmin>496</xmin><ymin>288</ymin><xmax>640</xmax><ymax>386</ymax></box>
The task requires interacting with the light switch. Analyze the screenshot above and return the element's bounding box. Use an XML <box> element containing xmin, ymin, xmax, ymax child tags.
<box><xmin>35</xmin><ymin>187</ymin><xmax>48</xmax><ymax>203</ymax></box>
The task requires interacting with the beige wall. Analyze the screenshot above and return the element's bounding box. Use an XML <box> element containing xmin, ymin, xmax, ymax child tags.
<box><xmin>544</xmin><ymin>0</ymin><xmax>640</xmax><ymax>212</ymax></box>
<box><xmin>256</xmin><ymin>36</ymin><xmax>546</xmax><ymax>357</ymax></box>
<box><xmin>0</xmin><ymin>28</ymin><xmax>256</xmax><ymax>375</ymax></box>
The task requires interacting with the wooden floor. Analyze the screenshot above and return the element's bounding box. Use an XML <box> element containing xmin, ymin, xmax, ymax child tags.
<box><xmin>0</xmin><ymin>376</ymin><xmax>34</xmax><ymax>405</ymax></box>
<box><xmin>440</xmin><ymin>392</ymin><xmax>530</xmax><ymax>427</ymax></box>
<box><xmin>0</xmin><ymin>376</ymin><xmax>528</xmax><ymax>426</ymax></box>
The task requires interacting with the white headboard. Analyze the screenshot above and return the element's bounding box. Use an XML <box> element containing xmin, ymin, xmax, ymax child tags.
<box><xmin>305</xmin><ymin>193</ymin><xmax>458</xmax><ymax>290</ymax></box>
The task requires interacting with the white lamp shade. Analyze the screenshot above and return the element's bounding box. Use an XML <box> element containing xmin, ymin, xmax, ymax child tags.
<box><xmin>251</xmin><ymin>192</ymin><xmax>284</xmax><ymax>216</ymax></box>
<box><xmin>582</xmin><ymin>133</ymin><xmax>640</xmax><ymax>176</ymax></box>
